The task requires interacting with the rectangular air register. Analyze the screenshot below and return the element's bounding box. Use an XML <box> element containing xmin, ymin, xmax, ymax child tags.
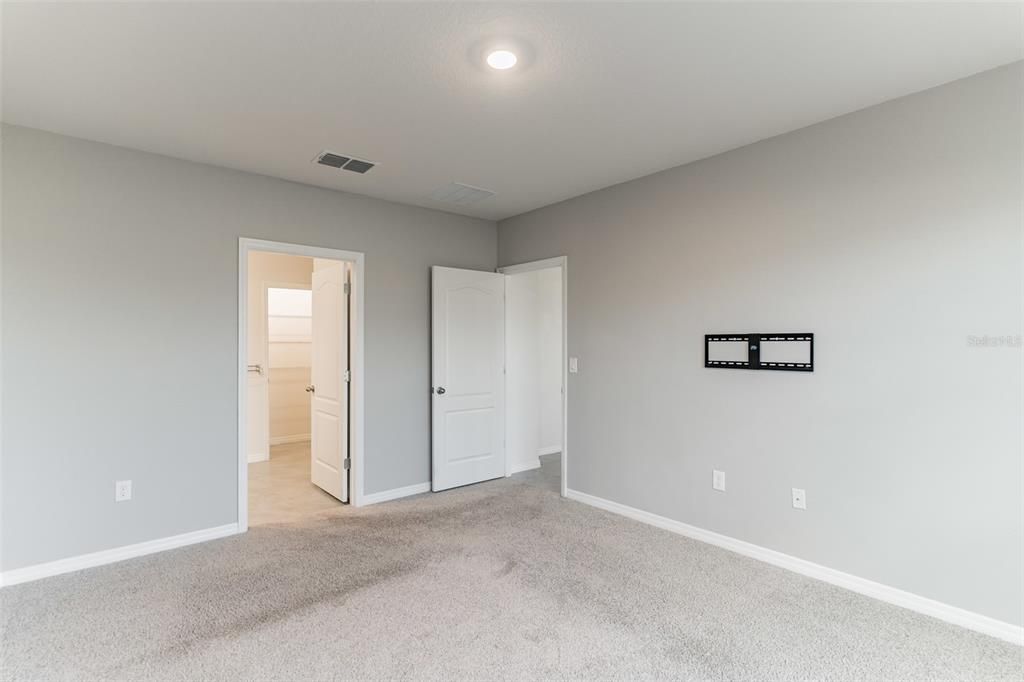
<box><xmin>314</xmin><ymin>151</ymin><xmax>376</xmax><ymax>174</ymax></box>
<box><xmin>431</xmin><ymin>182</ymin><xmax>496</xmax><ymax>206</ymax></box>
<box><xmin>705</xmin><ymin>333</ymin><xmax>814</xmax><ymax>372</ymax></box>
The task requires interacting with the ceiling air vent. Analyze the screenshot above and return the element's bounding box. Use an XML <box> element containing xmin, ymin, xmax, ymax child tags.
<box><xmin>314</xmin><ymin>151</ymin><xmax>376</xmax><ymax>174</ymax></box>
<box><xmin>431</xmin><ymin>182</ymin><xmax>496</xmax><ymax>206</ymax></box>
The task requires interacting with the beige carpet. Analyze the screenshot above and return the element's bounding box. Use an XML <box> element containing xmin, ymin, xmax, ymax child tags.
<box><xmin>1</xmin><ymin>455</ymin><xmax>1020</xmax><ymax>681</ymax></box>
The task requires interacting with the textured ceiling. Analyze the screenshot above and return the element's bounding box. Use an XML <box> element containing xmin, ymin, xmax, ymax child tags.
<box><xmin>3</xmin><ymin>2</ymin><xmax>1021</xmax><ymax>220</ymax></box>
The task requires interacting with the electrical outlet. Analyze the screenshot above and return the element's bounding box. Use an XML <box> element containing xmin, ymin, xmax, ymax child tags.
<box><xmin>712</xmin><ymin>470</ymin><xmax>726</xmax><ymax>492</ymax></box>
<box><xmin>115</xmin><ymin>480</ymin><xmax>132</xmax><ymax>502</ymax></box>
<box><xmin>792</xmin><ymin>487</ymin><xmax>806</xmax><ymax>510</ymax></box>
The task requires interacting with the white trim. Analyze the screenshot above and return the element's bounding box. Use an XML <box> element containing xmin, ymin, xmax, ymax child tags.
<box><xmin>361</xmin><ymin>482</ymin><xmax>431</xmax><ymax>506</ymax></box>
<box><xmin>0</xmin><ymin>524</ymin><xmax>240</xmax><ymax>588</ymax></box>
<box><xmin>269</xmin><ymin>434</ymin><xmax>311</xmax><ymax>446</ymax></box>
<box><xmin>239</xmin><ymin>238</ymin><xmax>367</xmax><ymax>535</ymax></box>
<box><xmin>565</xmin><ymin>488</ymin><xmax>1023</xmax><ymax>646</ymax></box>
<box><xmin>497</xmin><ymin>256</ymin><xmax>568</xmax><ymax>499</ymax></box>
<box><xmin>498</xmin><ymin>257</ymin><xmax>566</xmax><ymax>275</ymax></box>
<box><xmin>538</xmin><ymin>445</ymin><xmax>561</xmax><ymax>457</ymax></box>
<box><xmin>508</xmin><ymin>459</ymin><xmax>541</xmax><ymax>475</ymax></box>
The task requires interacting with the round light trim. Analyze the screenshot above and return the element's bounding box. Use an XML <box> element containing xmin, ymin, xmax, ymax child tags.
<box><xmin>486</xmin><ymin>50</ymin><xmax>518</xmax><ymax>70</ymax></box>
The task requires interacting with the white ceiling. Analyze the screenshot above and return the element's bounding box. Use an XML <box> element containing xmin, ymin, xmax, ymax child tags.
<box><xmin>3</xmin><ymin>2</ymin><xmax>1021</xmax><ymax>221</ymax></box>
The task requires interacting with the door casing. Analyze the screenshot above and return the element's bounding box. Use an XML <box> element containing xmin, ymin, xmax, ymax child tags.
<box><xmin>497</xmin><ymin>257</ymin><xmax>568</xmax><ymax>498</ymax></box>
<box><xmin>238</xmin><ymin>238</ymin><xmax>365</xmax><ymax>533</ymax></box>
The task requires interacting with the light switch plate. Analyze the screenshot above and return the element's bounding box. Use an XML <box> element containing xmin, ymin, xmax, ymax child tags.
<box><xmin>792</xmin><ymin>487</ymin><xmax>806</xmax><ymax>510</ymax></box>
<box><xmin>569</xmin><ymin>357</ymin><xmax>579</xmax><ymax>374</ymax></box>
<box><xmin>713</xmin><ymin>470</ymin><xmax>726</xmax><ymax>492</ymax></box>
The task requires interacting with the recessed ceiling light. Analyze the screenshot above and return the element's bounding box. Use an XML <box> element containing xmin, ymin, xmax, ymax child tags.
<box><xmin>486</xmin><ymin>50</ymin><xmax>517</xmax><ymax>70</ymax></box>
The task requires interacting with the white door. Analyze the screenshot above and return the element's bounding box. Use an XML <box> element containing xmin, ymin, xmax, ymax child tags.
<box><xmin>431</xmin><ymin>266</ymin><xmax>505</xmax><ymax>491</ymax></box>
<box><xmin>310</xmin><ymin>259</ymin><xmax>349</xmax><ymax>501</ymax></box>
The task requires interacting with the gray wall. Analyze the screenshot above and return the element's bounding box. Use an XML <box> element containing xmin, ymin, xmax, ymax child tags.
<box><xmin>498</xmin><ymin>64</ymin><xmax>1023</xmax><ymax>626</ymax></box>
<box><xmin>1</xmin><ymin>125</ymin><xmax>496</xmax><ymax>570</ymax></box>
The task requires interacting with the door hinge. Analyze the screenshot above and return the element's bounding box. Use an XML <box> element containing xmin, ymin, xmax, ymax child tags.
<box><xmin>344</xmin><ymin>282</ymin><xmax>351</xmax><ymax>295</ymax></box>
<box><xmin>343</xmin><ymin>458</ymin><xmax>351</xmax><ymax>470</ymax></box>
<box><xmin>344</xmin><ymin>369</ymin><xmax>351</xmax><ymax>383</ymax></box>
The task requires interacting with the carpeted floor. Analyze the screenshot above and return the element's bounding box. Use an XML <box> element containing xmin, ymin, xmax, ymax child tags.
<box><xmin>1</xmin><ymin>454</ymin><xmax>1020</xmax><ymax>681</ymax></box>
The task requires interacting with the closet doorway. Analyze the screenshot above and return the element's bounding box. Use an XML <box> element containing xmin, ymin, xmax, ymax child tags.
<box><xmin>238</xmin><ymin>239</ymin><xmax>365</xmax><ymax>531</ymax></box>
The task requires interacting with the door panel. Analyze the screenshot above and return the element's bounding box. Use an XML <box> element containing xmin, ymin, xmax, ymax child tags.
<box><xmin>310</xmin><ymin>259</ymin><xmax>348</xmax><ymax>501</ymax></box>
<box><xmin>431</xmin><ymin>266</ymin><xmax>505</xmax><ymax>491</ymax></box>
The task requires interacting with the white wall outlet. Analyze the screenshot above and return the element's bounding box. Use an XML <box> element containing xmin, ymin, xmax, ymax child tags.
<box><xmin>792</xmin><ymin>487</ymin><xmax>806</xmax><ymax>510</ymax></box>
<box><xmin>115</xmin><ymin>480</ymin><xmax>132</xmax><ymax>502</ymax></box>
<box><xmin>712</xmin><ymin>470</ymin><xmax>726</xmax><ymax>492</ymax></box>
<box><xmin>569</xmin><ymin>357</ymin><xmax>579</xmax><ymax>374</ymax></box>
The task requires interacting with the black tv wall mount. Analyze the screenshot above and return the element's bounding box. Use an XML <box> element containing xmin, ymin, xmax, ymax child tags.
<box><xmin>705</xmin><ymin>333</ymin><xmax>814</xmax><ymax>372</ymax></box>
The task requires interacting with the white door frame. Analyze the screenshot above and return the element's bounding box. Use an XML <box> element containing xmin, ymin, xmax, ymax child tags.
<box><xmin>238</xmin><ymin>238</ymin><xmax>366</xmax><ymax>532</ymax></box>
<box><xmin>497</xmin><ymin>256</ymin><xmax>568</xmax><ymax>498</ymax></box>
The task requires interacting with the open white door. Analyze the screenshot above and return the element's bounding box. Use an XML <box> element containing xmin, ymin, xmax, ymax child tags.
<box><xmin>310</xmin><ymin>259</ymin><xmax>349</xmax><ymax>501</ymax></box>
<box><xmin>431</xmin><ymin>266</ymin><xmax>505</xmax><ymax>491</ymax></box>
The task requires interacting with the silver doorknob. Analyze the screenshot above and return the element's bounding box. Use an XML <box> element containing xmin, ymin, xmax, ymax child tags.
<box><xmin>305</xmin><ymin>385</ymin><xmax>315</xmax><ymax>393</ymax></box>
<box><xmin>436</xmin><ymin>387</ymin><xmax>446</xmax><ymax>395</ymax></box>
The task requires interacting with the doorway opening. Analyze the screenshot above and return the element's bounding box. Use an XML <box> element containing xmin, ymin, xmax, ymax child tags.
<box><xmin>430</xmin><ymin>257</ymin><xmax>567</xmax><ymax>497</ymax></box>
<box><xmin>502</xmin><ymin>262</ymin><xmax>564</xmax><ymax>495</ymax></box>
<box><xmin>238</xmin><ymin>239</ymin><xmax>365</xmax><ymax>532</ymax></box>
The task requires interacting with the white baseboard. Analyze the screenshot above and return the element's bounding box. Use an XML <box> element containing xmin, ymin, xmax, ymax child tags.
<box><xmin>361</xmin><ymin>482</ymin><xmax>431</xmax><ymax>506</ymax></box>
<box><xmin>565</xmin><ymin>489</ymin><xmax>1023</xmax><ymax>646</ymax></box>
<box><xmin>538</xmin><ymin>445</ymin><xmax>561</xmax><ymax>456</ymax></box>
<box><xmin>0</xmin><ymin>523</ymin><xmax>241</xmax><ymax>588</ymax></box>
<box><xmin>270</xmin><ymin>434</ymin><xmax>310</xmax><ymax>446</ymax></box>
<box><xmin>247</xmin><ymin>451</ymin><xmax>269</xmax><ymax>463</ymax></box>
<box><xmin>508</xmin><ymin>459</ymin><xmax>541</xmax><ymax>475</ymax></box>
